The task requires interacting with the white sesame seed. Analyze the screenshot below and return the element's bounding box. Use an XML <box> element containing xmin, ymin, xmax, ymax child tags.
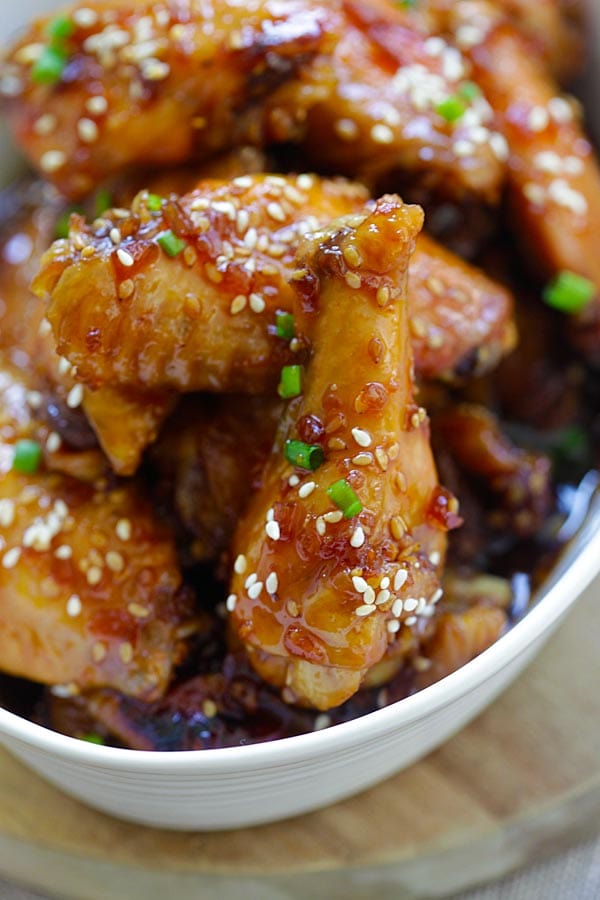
<box><xmin>335</xmin><ymin>118</ymin><xmax>360</xmax><ymax>141</ymax></box>
<box><xmin>431</xmin><ymin>588</ymin><xmax>444</xmax><ymax>604</ymax></box>
<box><xmin>66</xmin><ymin>594</ymin><xmax>82</xmax><ymax>617</ymax></box>
<box><xmin>392</xmin><ymin>598</ymin><xmax>404</xmax><ymax>618</ymax></box>
<box><xmin>288</xmin><ymin>475</ymin><xmax>300</xmax><ymax>487</ymax></box>
<box><xmin>523</xmin><ymin>182</ymin><xmax>546</xmax><ymax>205</ymax></box>
<box><xmin>376</xmin><ymin>589</ymin><xmax>390</xmax><ymax>606</ymax></box>
<box><xmin>0</xmin><ymin>499</ymin><xmax>15</xmax><ymax>528</ymax></box>
<box><xmin>142</xmin><ymin>59</ymin><xmax>170</xmax><ymax>81</ymax></box>
<box><xmin>226</xmin><ymin>593</ymin><xmax>237</xmax><ymax>612</ymax></box>
<box><xmin>564</xmin><ymin>156</ymin><xmax>584</xmax><ymax>176</ymax></box>
<box><xmin>299</xmin><ymin>481</ymin><xmax>316</xmax><ymax>499</ymax></box>
<box><xmin>230</xmin><ymin>295</ymin><xmax>247</xmax><ymax>315</ymax></box>
<box><xmin>371</xmin><ymin>124</ymin><xmax>394</xmax><ymax>145</ymax></box>
<box><xmin>2</xmin><ymin>548</ymin><xmax>21</xmax><ymax>569</ymax></box>
<box><xmin>245</xmin><ymin>573</ymin><xmax>258</xmax><ymax>589</ymax></box>
<box><xmin>548</xmin><ymin>178</ymin><xmax>588</xmax><ymax>216</ymax></box>
<box><xmin>85</xmin><ymin>95</ymin><xmax>108</xmax><ymax>115</ymax></box>
<box><xmin>453</xmin><ymin>139</ymin><xmax>475</xmax><ymax>158</ymax></box>
<box><xmin>345</xmin><ymin>271</ymin><xmax>362</xmax><ymax>289</ymax></box>
<box><xmin>352</xmin><ymin>453</ymin><xmax>373</xmax><ymax>466</ymax></box>
<box><xmin>27</xmin><ymin>391</ymin><xmax>43</xmax><ymax>409</ymax></box>
<box><xmin>33</xmin><ymin>114</ymin><xmax>57</xmax><ymax>136</ymax></box>
<box><xmin>394</xmin><ymin>569</ymin><xmax>408</xmax><ymax>591</ymax></box>
<box><xmin>351</xmin><ymin>427</ymin><xmax>372</xmax><ymax>448</ymax></box>
<box><xmin>528</xmin><ymin>106</ymin><xmax>549</xmax><ymax>132</ymax></box>
<box><xmin>266</xmin><ymin>508</ymin><xmax>275</xmax><ymax>522</ymax></box>
<box><xmin>0</xmin><ymin>74</ymin><xmax>23</xmax><ymax>97</ymax></box>
<box><xmin>455</xmin><ymin>24</ymin><xmax>485</xmax><ymax>49</ymax></box>
<box><xmin>106</xmin><ymin>550</ymin><xmax>124</xmax><ymax>572</ymax></box>
<box><xmin>234</xmin><ymin>554</ymin><xmax>247</xmax><ymax>575</ymax></box>
<box><xmin>266</xmin><ymin>572</ymin><xmax>279</xmax><ymax>594</ymax></box>
<box><xmin>236</xmin><ymin>209</ymin><xmax>250</xmax><ymax>235</ymax></box>
<box><xmin>40</xmin><ymin>151</ymin><xmax>66</xmax><ymax>174</ymax></box>
<box><xmin>403</xmin><ymin>597</ymin><xmax>418</xmax><ymax>612</ymax></box>
<box><xmin>113</xmin><ymin>520</ymin><xmax>131</xmax><ymax>544</ymax></box>
<box><xmin>355</xmin><ymin>604</ymin><xmax>376</xmax><ymax>617</ymax></box>
<box><xmin>316</xmin><ymin>517</ymin><xmax>326</xmax><ymax>536</ymax></box>
<box><xmin>267</xmin><ymin>202</ymin><xmax>286</xmax><ymax>223</ymax></box>
<box><xmin>424</xmin><ymin>36</ymin><xmax>445</xmax><ymax>57</ymax></box>
<box><xmin>387</xmin><ymin>619</ymin><xmax>401</xmax><ymax>634</ymax></box>
<box><xmin>266</xmin><ymin>521</ymin><xmax>281</xmax><ymax>541</ymax></box>
<box><xmin>380</xmin><ymin>576</ymin><xmax>390</xmax><ymax>590</ymax></box>
<box><xmin>109</xmin><ymin>227</ymin><xmax>122</xmax><ymax>245</ymax></box>
<box><xmin>244</xmin><ymin>227</ymin><xmax>258</xmax><ymax>250</ymax></box>
<box><xmin>405</xmin><ymin>615</ymin><xmax>417</xmax><ymax>626</ymax></box>
<box><xmin>54</xmin><ymin>544</ymin><xmax>72</xmax><ymax>560</ymax></box>
<box><xmin>297</xmin><ymin>175</ymin><xmax>314</xmax><ymax>190</ymax></box>
<box><xmin>233</xmin><ymin>176</ymin><xmax>253</xmax><ymax>189</ymax></box>
<box><xmin>314</xmin><ymin>714</ymin><xmax>331</xmax><ymax>730</ymax></box>
<box><xmin>352</xmin><ymin>575</ymin><xmax>369</xmax><ymax>594</ymax></box>
<box><xmin>323</xmin><ymin>510</ymin><xmax>343</xmax><ymax>524</ymax></box>
<box><xmin>248</xmin><ymin>581</ymin><xmax>263</xmax><ymax>600</ymax></box>
<box><xmin>66</xmin><ymin>383</ymin><xmax>84</xmax><ymax>409</ymax></box>
<box><xmin>490</xmin><ymin>132</ymin><xmax>509</xmax><ymax>162</ymax></box>
<box><xmin>249</xmin><ymin>293</ymin><xmax>266</xmax><ymax>313</ymax></box>
<box><xmin>73</xmin><ymin>7</ymin><xmax>98</xmax><ymax>27</ymax></box>
<box><xmin>87</xmin><ymin>566</ymin><xmax>102</xmax><ymax>586</ymax></box>
<box><xmin>350</xmin><ymin>526</ymin><xmax>365</xmax><ymax>548</ymax></box>
<box><xmin>548</xmin><ymin>96</ymin><xmax>573</xmax><ymax>124</ymax></box>
<box><xmin>78</xmin><ymin>118</ymin><xmax>99</xmax><ymax>144</ymax></box>
<box><xmin>363</xmin><ymin>585</ymin><xmax>376</xmax><ymax>605</ymax></box>
<box><xmin>429</xmin><ymin>551</ymin><xmax>441</xmax><ymax>566</ymax></box>
<box><xmin>117</xmin><ymin>248</ymin><xmax>134</xmax><ymax>267</ymax></box>
<box><xmin>15</xmin><ymin>43</ymin><xmax>45</xmax><ymax>64</ymax></box>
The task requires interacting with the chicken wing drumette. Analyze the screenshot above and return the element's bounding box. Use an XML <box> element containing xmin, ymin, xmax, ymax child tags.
<box><xmin>229</xmin><ymin>197</ymin><xmax>459</xmax><ymax>710</ymax></box>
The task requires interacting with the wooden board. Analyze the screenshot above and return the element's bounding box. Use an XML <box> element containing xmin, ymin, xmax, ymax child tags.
<box><xmin>0</xmin><ymin>579</ymin><xmax>599</xmax><ymax>900</ymax></box>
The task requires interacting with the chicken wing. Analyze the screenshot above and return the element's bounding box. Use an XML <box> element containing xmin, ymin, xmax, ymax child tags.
<box><xmin>34</xmin><ymin>174</ymin><xmax>516</xmax><ymax>405</ymax></box>
<box><xmin>229</xmin><ymin>197</ymin><xmax>459</xmax><ymax>710</ymax></box>
<box><xmin>0</xmin><ymin>0</ymin><xmax>334</xmax><ymax>199</ymax></box>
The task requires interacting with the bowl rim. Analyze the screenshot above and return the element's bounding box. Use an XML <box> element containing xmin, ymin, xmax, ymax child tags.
<box><xmin>1</xmin><ymin>496</ymin><xmax>599</xmax><ymax>772</ymax></box>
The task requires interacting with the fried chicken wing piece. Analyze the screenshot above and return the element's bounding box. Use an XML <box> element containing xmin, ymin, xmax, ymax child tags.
<box><xmin>0</xmin><ymin>365</ymin><xmax>196</xmax><ymax>699</ymax></box>
<box><xmin>0</xmin><ymin>0</ymin><xmax>333</xmax><ymax>199</ymax></box>
<box><xmin>151</xmin><ymin>395</ymin><xmax>282</xmax><ymax>567</ymax></box>
<box><xmin>261</xmin><ymin>0</ymin><xmax>505</xmax><ymax>201</ymax></box>
<box><xmin>34</xmin><ymin>173</ymin><xmax>516</xmax><ymax>407</ymax></box>
<box><xmin>229</xmin><ymin>197</ymin><xmax>458</xmax><ymax>711</ymax></box>
<box><xmin>417</xmin><ymin>605</ymin><xmax>506</xmax><ymax>687</ymax></box>
<box><xmin>437</xmin><ymin>2</ymin><xmax>600</xmax><ymax>364</ymax></box>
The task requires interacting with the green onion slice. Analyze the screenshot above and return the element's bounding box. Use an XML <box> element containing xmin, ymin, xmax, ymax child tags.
<box><xmin>327</xmin><ymin>479</ymin><xmax>363</xmax><ymax>518</ymax></box>
<box><xmin>12</xmin><ymin>439</ymin><xmax>42</xmax><ymax>475</ymax></box>
<box><xmin>278</xmin><ymin>365</ymin><xmax>302</xmax><ymax>399</ymax></box>
<box><xmin>458</xmin><ymin>81</ymin><xmax>480</xmax><ymax>101</ymax></box>
<box><xmin>48</xmin><ymin>16</ymin><xmax>75</xmax><ymax>42</ymax></box>
<box><xmin>275</xmin><ymin>312</ymin><xmax>295</xmax><ymax>341</ymax></box>
<box><xmin>80</xmin><ymin>733</ymin><xmax>105</xmax><ymax>745</ymax></box>
<box><xmin>284</xmin><ymin>440</ymin><xmax>324</xmax><ymax>471</ymax></box>
<box><xmin>94</xmin><ymin>189</ymin><xmax>112</xmax><ymax>218</ymax></box>
<box><xmin>543</xmin><ymin>270</ymin><xmax>595</xmax><ymax>314</ymax></box>
<box><xmin>31</xmin><ymin>46</ymin><xmax>67</xmax><ymax>85</ymax></box>
<box><xmin>147</xmin><ymin>193</ymin><xmax>163</xmax><ymax>212</ymax></box>
<box><xmin>435</xmin><ymin>95</ymin><xmax>467</xmax><ymax>123</ymax></box>
<box><xmin>157</xmin><ymin>230</ymin><xmax>186</xmax><ymax>257</ymax></box>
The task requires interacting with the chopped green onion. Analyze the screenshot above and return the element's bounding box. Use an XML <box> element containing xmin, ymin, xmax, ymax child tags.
<box><xmin>147</xmin><ymin>193</ymin><xmax>163</xmax><ymax>212</ymax></box>
<box><xmin>94</xmin><ymin>188</ymin><xmax>112</xmax><ymax>218</ymax></box>
<box><xmin>80</xmin><ymin>733</ymin><xmax>105</xmax><ymax>745</ymax></box>
<box><xmin>12</xmin><ymin>439</ymin><xmax>42</xmax><ymax>475</ymax></box>
<box><xmin>543</xmin><ymin>270</ymin><xmax>595</xmax><ymax>314</ymax></box>
<box><xmin>459</xmin><ymin>81</ymin><xmax>480</xmax><ymax>101</ymax></box>
<box><xmin>284</xmin><ymin>440</ymin><xmax>324</xmax><ymax>471</ymax></box>
<box><xmin>157</xmin><ymin>229</ymin><xmax>186</xmax><ymax>257</ymax></box>
<box><xmin>31</xmin><ymin>46</ymin><xmax>67</xmax><ymax>85</ymax></box>
<box><xmin>327</xmin><ymin>479</ymin><xmax>363</xmax><ymax>518</ymax></box>
<box><xmin>275</xmin><ymin>312</ymin><xmax>295</xmax><ymax>340</ymax></box>
<box><xmin>397</xmin><ymin>0</ymin><xmax>417</xmax><ymax>6</ymax></box>
<box><xmin>278</xmin><ymin>365</ymin><xmax>302</xmax><ymax>399</ymax></box>
<box><xmin>47</xmin><ymin>16</ymin><xmax>75</xmax><ymax>42</ymax></box>
<box><xmin>435</xmin><ymin>95</ymin><xmax>467</xmax><ymax>123</ymax></box>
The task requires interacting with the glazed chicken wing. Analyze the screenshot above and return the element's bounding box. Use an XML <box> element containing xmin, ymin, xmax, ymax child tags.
<box><xmin>34</xmin><ymin>174</ymin><xmax>515</xmax><ymax>404</ymax></box>
<box><xmin>0</xmin><ymin>0</ymin><xmax>333</xmax><ymax>199</ymax></box>
<box><xmin>229</xmin><ymin>197</ymin><xmax>458</xmax><ymax>710</ymax></box>
<box><xmin>0</xmin><ymin>360</ymin><xmax>196</xmax><ymax>698</ymax></box>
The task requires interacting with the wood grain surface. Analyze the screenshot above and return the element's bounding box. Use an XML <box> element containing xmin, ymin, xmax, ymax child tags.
<box><xmin>0</xmin><ymin>579</ymin><xmax>599</xmax><ymax>900</ymax></box>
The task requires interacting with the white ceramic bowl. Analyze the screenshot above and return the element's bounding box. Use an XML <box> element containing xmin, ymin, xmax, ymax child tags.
<box><xmin>0</xmin><ymin>0</ymin><xmax>599</xmax><ymax>832</ymax></box>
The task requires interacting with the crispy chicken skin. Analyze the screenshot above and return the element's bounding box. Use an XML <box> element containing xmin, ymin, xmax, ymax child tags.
<box><xmin>151</xmin><ymin>395</ymin><xmax>282</xmax><ymax>566</ymax></box>
<box><xmin>34</xmin><ymin>173</ymin><xmax>516</xmax><ymax>407</ymax></box>
<box><xmin>0</xmin><ymin>359</ymin><xmax>196</xmax><ymax>698</ymax></box>
<box><xmin>0</xmin><ymin>0</ymin><xmax>333</xmax><ymax>199</ymax></box>
<box><xmin>229</xmin><ymin>197</ymin><xmax>457</xmax><ymax>710</ymax></box>
<box><xmin>417</xmin><ymin>605</ymin><xmax>506</xmax><ymax>687</ymax></box>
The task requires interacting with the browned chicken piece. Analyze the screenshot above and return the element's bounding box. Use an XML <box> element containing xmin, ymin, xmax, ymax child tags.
<box><xmin>0</xmin><ymin>364</ymin><xmax>197</xmax><ymax>698</ymax></box>
<box><xmin>34</xmin><ymin>174</ymin><xmax>516</xmax><ymax>405</ymax></box>
<box><xmin>435</xmin><ymin>403</ymin><xmax>552</xmax><ymax>537</ymax></box>
<box><xmin>151</xmin><ymin>395</ymin><xmax>282</xmax><ymax>567</ymax></box>
<box><xmin>427</xmin><ymin>1</ymin><xmax>600</xmax><ymax>364</ymax></box>
<box><xmin>261</xmin><ymin>0</ymin><xmax>506</xmax><ymax>201</ymax></box>
<box><xmin>0</xmin><ymin>0</ymin><xmax>334</xmax><ymax>199</ymax></box>
<box><xmin>417</xmin><ymin>605</ymin><xmax>507</xmax><ymax>687</ymax></box>
<box><xmin>229</xmin><ymin>197</ymin><xmax>459</xmax><ymax>711</ymax></box>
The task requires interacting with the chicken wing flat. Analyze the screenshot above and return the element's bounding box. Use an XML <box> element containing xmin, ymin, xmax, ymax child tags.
<box><xmin>0</xmin><ymin>358</ymin><xmax>196</xmax><ymax>698</ymax></box>
<box><xmin>34</xmin><ymin>173</ymin><xmax>516</xmax><ymax>406</ymax></box>
<box><xmin>229</xmin><ymin>197</ymin><xmax>459</xmax><ymax>710</ymax></box>
<box><xmin>0</xmin><ymin>0</ymin><xmax>333</xmax><ymax>199</ymax></box>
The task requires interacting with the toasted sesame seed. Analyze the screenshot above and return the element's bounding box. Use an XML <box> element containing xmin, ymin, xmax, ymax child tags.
<box><xmin>78</xmin><ymin>118</ymin><xmax>99</xmax><ymax>144</ymax></box>
<box><xmin>352</xmin><ymin>452</ymin><xmax>373</xmax><ymax>466</ymax></box>
<box><xmin>266</xmin><ymin>572</ymin><xmax>279</xmax><ymax>594</ymax></box>
<box><xmin>328</xmin><ymin>437</ymin><xmax>346</xmax><ymax>451</ymax></box>
<box><xmin>350</xmin><ymin>526</ymin><xmax>365</xmax><ymax>548</ymax></box>
<box><xmin>351</xmin><ymin>427</ymin><xmax>372</xmax><ymax>448</ymax></box>
<box><xmin>323</xmin><ymin>510</ymin><xmax>343</xmax><ymax>524</ymax></box>
<box><xmin>316</xmin><ymin>517</ymin><xmax>326</xmax><ymax>536</ymax></box>
<box><xmin>352</xmin><ymin>575</ymin><xmax>369</xmax><ymax>594</ymax></box>
<box><xmin>142</xmin><ymin>59</ymin><xmax>170</xmax><ymax>81</ymax></box>
<box><xmin>54</xmin><ymin>544</ymin><xmax>72</xmax><ymax>560</ymax></box>
<box><xmin>266</xmin><ymin>521</ymin><xmax>281</xmax><ymax>541</ymax></box>
<box><xmin>117</xmin><ymin>248</ymin><xmax>134</xmax><ymax>267</ymax></box>
<box><xmin>376</xmin><ymin>589</ymin><xmax>390</xmax><ymax>606</ymax></box>
<box><xmin>15</xmin><ymin>43</ymin><xmax>45</xmax><ymax>64</ymax></box>
<box><xmin>343</xmin><ymin>245</ymin><xmax>362</xmax><ymax>268</ymax></box>
<box><xmin>387</xmin><ymin>619</ymin><xmax>401</xmax><ymax>634</ymax></box>
<box><xmin>0</xmin><ymin>499</ymin><xmax>15</xmax><ymax>528</ymax></box>
<box><xmin>33</xmin><ymin>114</ymin><xmax>57</xmax><ymax>136</ymax></box>
<box><xmin>245</xmin><ymin>573</ymin><xmax>258</xmax><ymax>589</ymax></box>
<box><xmin>85</xmin><ymin>95</ymin><xmax>108</xmax><ymax>115</ymax></box>
<box><xmin>335</xmin><ymin>118</ymin><xmax>360</xmax><ymax>141</ymax></box>
<box><xmin>234</xmin><ymin>554</ymin><xmax>247</xmax><ymax>575</ymax></box>
<box><xmin>87</xmin><ymin>566</ymin><xmax>102</xmax><ymax>586</ymax></box>
<box><xmin>202</xmin><ymin>699</ymin><xmax>218</xmax><ymax>718</ymax></box>
<box><xmin>128</xmin><ymin>602</ymin><xmax>150</xmax><ymax>618</ymax></box>
<box><xmin>376</xmin><ymin>285</ymin><xmax>391</xmax><ymax>307</ymax></box>
<box><xmin>244</xmin><ymin>227</ymin><xmax>258</xmax><ymax>250</ymax></box>
<box><xmin>404</xmin><ymin>597</ymin><xmax>418</xmax><ymax>612</ymax></box>
<box><xmin>267</xmin><ymin>201</ymin><xmax>286</xmax><ymax>223</ymax></box>
<box><xmin>345</xmin><ymin>271</ymin><xmax>362</xmax><ymax>289</ymax></box>
<box><xmin>249</xmin><ymin>293</ymin><xmax>266</xmax><ymax>313</ymax></box>
<box><xmin>394</xmin><ymin>569</ymin><xmax>408</xmax><ymax>591</ymax></box>
<box><xmin>248</xmin><ymin>581</ymin><xmax>263</xmax><ymax>600</ymax></box>
<box><xmin>119</xmin><ymin>279</ymin><xmax>135</xmax><ymax>300</ymax></box>
<box><xmin>92</xmin><ymin>641</ymin><xmax>107</xmax><ymax>662</ymax></box>
<box><xmin>230</xmin><ymin>295</ymin><xmax>247</xmax><ymax>315</ymax></box>
<box><xmin>110</xmin><ymin>227</ymin><xmax>122</xmax><ymax>245</ymax></box>
<box><xmin>523</xmin><ymin>182</ymin><xmax>546</xmax><ymax>205</ymax></box>
<box><xmin>375</xmin><ymin>448</ymin><xmax>389</xmax><ymax>470</ymax></box>
<box><xmin>356</xmin><ymin>604</ymin><xmax>376</xmax><ymax>617</ymax></box>
<box><xmin>453</xmin><ymin>139</ymin><xmax>475</xmax><ymax>158</ymax></box>
<box><xmin>66</xmin><ymin>594</ymin><xmax>82</xmax><ymax>617</ymax></box>
<box><xmin>371</xmin><ymin>124</ymin><xmax>394</xmax><ymax>145</ymax></box>
<box><xmin>297</xmin><ymin>175</ymin><xmax>314</xmax><ymax>190</ymax></box>
<box><xmin>548</xmin><ymin>96</ymin><xmax>573</xmax><ymax>123</ymax></box>
<box><xmin>119</xmin><ymin>642</ymin><xmax>133</xmax><ymax>664</ymax></box>
<box><xmin>66</xmin><ymin>383</ymin><xmax>84</xmax><ymax>409</ymax></box>
<box><xmin>429</xmin><ymin>551</ymin><xmax>441</xmax><ymax>565</ymax></box>
<box><xmin>299</xmin><ymin>481</ymin><xmax>316</xmax><ymax>499</ymax></box>
<box><xmin>490</xmin><ymin>132</ymin><xmax>509</xmax><ymax>162</ymax></box>
<box><xmin>116</xmin><ymin>518</ymin><xmax>131</xmax><ymax>541</ymax></box>
<box><xmin>528</xmin><ymin>106</ymin><xmax>549</xmax><ymax>132</ymax></box>
<box><xmin>40</xmin><ymin>151</ymin><xmax>66</xmax><ymax>174</ymax></box>
<box><xmin>405</xmin><ymin>615</ymin><xmax>417</xmax><ymax>626</ymax></box>
<box><xmin>106</xmin><ymin>550</ymin><xmax>124</xmax><ymax>572</ymax></box>
<box><xmin>2</xmin><ymin>547</ymin><xmax>20</xmax><ymax>569</ymax></box>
